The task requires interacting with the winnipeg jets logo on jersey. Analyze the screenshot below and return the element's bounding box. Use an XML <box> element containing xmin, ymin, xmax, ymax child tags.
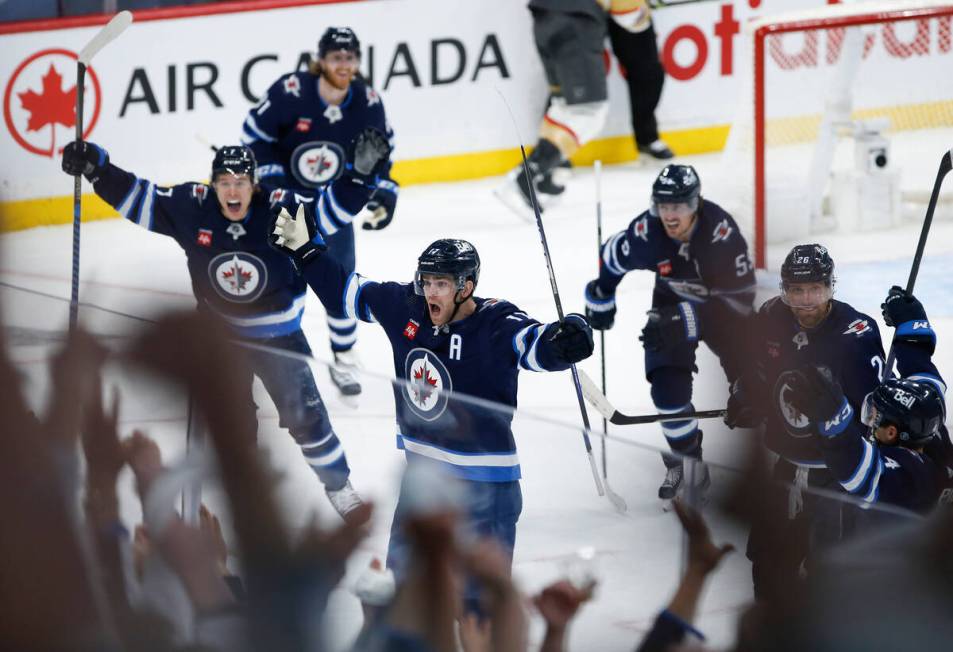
<box><xmin>633</xmin><ymin>217</ymin><xmax>649</xmax><ymax>242</ymax></box>
<box><xmin>843</xmin><ymin>319</ymin><xmax>872</xmax><ymax>336</ymax></box>
<box><xmin>208</xmin><ymin>252</ymin><xmax>268</xmax><ymax>303</ymax></box>
<box><xmin>366</xmin><ymin>86</ymin><xmax>381</xmax><ymax>107</ymax></box>
<box><xmin>290</xmin><ymin>141</ymin><xmax>345</xmax><ymax>187</ymax></box>
<box><xmin>403</xmin><ymin>349</ymin><xmax>452</xmax><ymax>421</ymax></box>
<box><xmin>711</xmin><ymin>219</ymin><xmax>733</xmax><ymax>243</ymax></box>
<box><xmin>192</xmin><ymin>184</ymin><xmax>208</xmax><ymax>203</ymax></box>
<box><xmin>282</xmin><ymin>75</ymin><xmax>301</xmax><ymax>97</ymax></box>
<box><xmin>775</xmin><ymin>378</ymin><xmax>812</xmax><ymax>438</ymax></box>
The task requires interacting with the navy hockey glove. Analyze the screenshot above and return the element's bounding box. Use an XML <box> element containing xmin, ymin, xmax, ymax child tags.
<box><xmin>344</xmin><ymin>127</ymin><xmax>392</xmax><ymax>186</ymax></box>
<box><xmin>62</xmin><ymin>140</ymin><xmax>109</xmax><ymax>179</ymax></box>
<box><xmin>639</xmin><ymin>302</ymin><xmax>700</xmax><ymax>352</ymax></box>
<box><xmin>725</xmin><ymin>373</ymin><xmax>764</xmax><ymax>429</ymax></box>
<box><xmin>881</xmin><ymin>285</ymin><xmax>935</xmax><ymax>354</ymax></box>
<box><xmin>362</xmin><ymin>178</ymin><xmax>399</xmax><ymax>230</ymax></box>
<box><xmin>584</xmin><ymin>280</ymin><xmax>616</xmax><ymax>331</ymax></box>
<box><xmin>269</xmin><ymin>203</ymin><xmax>326</xmax><ymax>267</ymax></box>
<box><xmin>778</xmin><ymin>366</ymin><xmax>845</xmax><ymax>426</ymax></box>
<box><xmin>548</xmin><ymin>313</ymin><xmax>595</xmax><ymax>364</ymax></box>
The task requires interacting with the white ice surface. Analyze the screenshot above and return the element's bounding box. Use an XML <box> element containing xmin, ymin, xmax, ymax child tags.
<box><xmin>3</xmin><ymin>151</ymin><xmax>952</xmax><ymax>650</ymax></box>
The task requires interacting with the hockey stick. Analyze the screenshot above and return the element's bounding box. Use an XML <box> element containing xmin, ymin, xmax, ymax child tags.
<box><xmin>594</xmin><ymin>162</ymin><xmax>627</xmax><ymax>513</ymax></box>
<box><xmin>883</xmin><ymin>147</ymin><xmax>953</xmax><ymax>375</ymax></box>
<box><xmin>69</xmin><ymin>11</ymin><xmax>133</xmax><ymax>332</ymax></box>
<box><xmin>495</xmin><ymin>89</ymin><xmax>605</xmax><ymax>497</ymax></box>
<box><xmin>579</xmin><ymin>369</ymin><xmax>726</xmax><ymax>426</ymax></box>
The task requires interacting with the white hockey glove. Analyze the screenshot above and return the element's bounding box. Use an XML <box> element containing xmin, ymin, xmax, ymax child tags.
<box><xmin>269</xmin><ymin>204</ymin><xmax>326</xmax><ymax>266</ymax></box>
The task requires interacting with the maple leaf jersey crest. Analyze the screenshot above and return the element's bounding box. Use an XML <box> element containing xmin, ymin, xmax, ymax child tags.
<box><xmin>208</xmin><ymin>252</ymin><xmax>268</xmax><ymax>303</ymax></box>
<box><xmin>403</xmin><ymin>349</ymin><xmax>452</xmax><ymax>422</ymax></box>
<box><xmin>843</xmin><ymin>319</ymin><xmax>872</xmax><ymax>336</ymax></box>
<box><xmin>711</xmin><ymin>218</ymin><xmax>733</xmax><ymax>243</ymax></box>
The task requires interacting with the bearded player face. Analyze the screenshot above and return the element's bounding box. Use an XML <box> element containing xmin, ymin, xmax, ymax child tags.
<box><xmin>320</xmin><ymin>49</ymin><xmax>359</xmax><ymax>91</ymax></box>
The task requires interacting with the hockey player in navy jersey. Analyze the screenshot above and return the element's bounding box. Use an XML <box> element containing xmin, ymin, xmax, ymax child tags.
<box><xmin>268</xmin><ymin>213</ymin><xmax>594</xmax><ymax>607</ymax></box>
<box><xmin>241</xmin><ymin>26</ymin><xmax>398</xmax><ymax>396</ymax></box>
<box><xmin>61</xmin><ymin>127</ymin><xmax>391</xmax><ymax>522</ymax></box>
<box><xmin>781</xmin><ymin>287</ymin><xmax>952</xmax><ymax>514</ymax></box>
<box><xmin>584</xmin><ymin>164</ymin><xmax>755</xmax><ymax>504</ymax></box>
<box><xmin>724</xmin><ymin>243</ymin><xmax>886</xmax><ymax>600</ymax></box>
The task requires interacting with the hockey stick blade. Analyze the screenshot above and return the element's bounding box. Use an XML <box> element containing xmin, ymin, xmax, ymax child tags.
<box><xmin>78</xmin><ymin>11</ymin><xmax>133</xmax><ymax>65</ymax></box>
<box><xmin>578</xmin><ymin>369</ymin><xmax>726</xmax><ymax>426</ymax></box>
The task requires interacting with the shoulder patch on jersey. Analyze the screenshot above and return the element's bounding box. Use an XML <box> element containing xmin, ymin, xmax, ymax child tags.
<box><xmin>478</xmin><ymin>298</ymin><xmax>501</xmax><ymax>311</ymax></box>
<box><xmin>843</xmin><ymin>319</ymin><xmax>872</xmax><ymax>337</ymax></box>
<box><xmin>268</xmin><ymin>188</ymin><xmax>287</xmax><ymax>207</ymax></box>
<box><xmin>711</xmin><ymin>218</ymin><xmax>733</xmax><ymax>243</ymax></box>
<box><xmin>366</xmin><ymin>85</ymin><xmax>381</xmax><ymax>107</ymax></box>
<box><xmin>282</xmin><ymin>74</ymin><xmax>301</xmax><ymax>97</ymax></box>
<box><xmin>633</xmin><ymin>216</ymin><xmax>649</xmax><ymax>242</ymax></box>
<box><xmin>191</xmin><ymin>183</ymin><xmax>208</xmax><ymax>203</ymax></box>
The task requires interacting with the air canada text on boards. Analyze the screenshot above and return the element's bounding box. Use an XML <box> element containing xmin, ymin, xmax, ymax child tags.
<box><xmin>118</xmin><ymin>34</ymin><xmax>510</xmax><ymax>117</ymax></box>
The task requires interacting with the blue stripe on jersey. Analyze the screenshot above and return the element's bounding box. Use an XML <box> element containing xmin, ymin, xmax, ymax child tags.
<box><xmin>861</xmin><ymin>458</ymin><xmax>884</xmax><ymax>503</ymax></box>
<box><xmin>603</xmin><ymin>232</ymin><xmax>627</xmax><ymax>276</ymax></box>
<box><xmin>315</xmin><ymin>193</ymin><xmax>338</xmax><ymax>237</ymax></box>
<box><xmin>397</xmin><ymin>433</ymin><xmax>521</xmax><ymax>482</ymax></box>
<box><xmin>325</xmin><ymin>186</ymin><xmax>351</xmax><ymax>229</ymax></box>
<box><xmin>215</xmin><ymin>293</ymin><xmax>306</xmax><ymax>339</ymax></box>
<box><xmin>343</xmin><ymin>273</ymin><xmax>376</xmax><ymax>323</ymax></box>
<box><xmin>841</xmin><ymin>437</ymin><xmax>876</xmax><ymax>493</ymax></box>
<box><xmin>241</xmin><ymin>114</ymin><xmax>276</xmax><ymax>143</ymax></box>
<box><xmin>137</xmin><ymin>182</ymin><xmax>155</xmax><ymax>231</ymax></box>
<box><xmin>117</xmin><ymin>177</ymin><xmax>143</xmax><ymax>225</ymax></box>
<box><xmin>513</xmin><ymin>324</ymin><xmax>545</xmax><ymax>372</ymax></box>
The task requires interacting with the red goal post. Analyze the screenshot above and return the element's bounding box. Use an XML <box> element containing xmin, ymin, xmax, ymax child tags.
<box><xmin>729</xmin><ymin>0</ymin><xmax>953</xmax><ymax>269</ymax></box>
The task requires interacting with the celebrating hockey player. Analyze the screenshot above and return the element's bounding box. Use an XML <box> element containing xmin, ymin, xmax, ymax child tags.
<box><xmin>584</xmin><ymin>164</ymin><xmax>755</xmax><ymax>505</ymax></box>
<box><xmin>241</xmin><ymin>26</ymin><xmax>397</xmax><ymax>396</ymax></box>
<box><xmin>780</xmin><ymin>286</ymin><xmax>952</xmax><ymax>514</ymax></box>
<box><xmin>268</xmin><ymin>210</ymin><xmax>594</xmax><ymax>610</ymax></box>
<box><xmin>724</xmin><ymin>243</ymin><xmax>886</xmax><ymax>600</ymax></box>
<box><xmin>61</xmin><ymin>127</ymin><xmax>391</xmax><ymax>522</ymax></box>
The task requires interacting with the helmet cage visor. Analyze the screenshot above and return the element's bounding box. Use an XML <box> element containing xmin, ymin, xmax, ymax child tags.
<box><xmin>414</xmin><ymin>271</ymin><xmax>466</xmax><ymax>298</ymax></box>
<box><xmin>650</xmin><ymin>195</ymin><xmax>699</xmax><ymax>218</ymax></box>
<box><xmin>780</xmin><ymin>280</ymin><xmax>834</xmax><ymax>309</ymax></box>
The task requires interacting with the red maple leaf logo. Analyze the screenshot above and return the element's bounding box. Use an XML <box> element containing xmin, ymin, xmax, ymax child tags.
<box><xmin>18</xmin><ymin>63</ymin><xmax>76</xmax><ymax>133</ymax></box>
<box><xmin>412</xmin><ymin>364</ymin><xmax>439</xmax><ymax>405</ymax></box>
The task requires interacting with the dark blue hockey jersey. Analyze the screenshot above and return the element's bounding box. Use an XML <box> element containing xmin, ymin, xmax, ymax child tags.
<box><xmin>815</xmin><ymin>328</ymin><xmax>949</xmax><ymax>512</ymax></box>
<box><xmin>751</xmin><ymin>297</ymin><xmax>886</xmax><ymax>466</ymax></box>
<box><xmin>597</xmin><ymin>199</ymin><xmax>756</xmax><ymax>317</ymax></box>
<box><xmin>89</xmin><ymin>162</ymin><xmax>371</xmax><ymax>338</ymax></box>
<box><xmin>241</xmin><ymin>72</ymin><xmax>396</xmax><ymax>194</ymax></box>
<box><xmin>300</xmin><ymin>254</ymin><xmax>574</xmax><ymax>482</ymax></box>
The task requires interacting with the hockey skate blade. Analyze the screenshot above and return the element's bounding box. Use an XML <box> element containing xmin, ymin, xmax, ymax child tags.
<box><xmin>578</xmin><ymin>369</ymin><xmax>616</xmax><ymax>421</ymax></box>
<box><xmin>492</xmin><ymin>181</ymin><xmax>537</xmax><ymax>224</ymax></box>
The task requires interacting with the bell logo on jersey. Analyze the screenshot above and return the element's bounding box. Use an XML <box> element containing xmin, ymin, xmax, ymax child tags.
<box><xmin>657</xmin><ymin>259</ymin><xmax>672</xmax><ymax>276</ymax></box>
<box><xmin>208</xmin><ymin>252</ymin><xmax>268</xmax><ymax>303</ymax></box>
<box><xmin>843</xmin><ymin>319</ymin><xmax>871</xmax><ymax>336</ymax></box>
<box><xmin>295</xmin><ymin>117</ymin><xmax>312</xmax><ymax>133</ymax></box>
<box><xmin>404</xmin><ymin>319</ymin><xmax>420</xmax><ymax>340</ymax></box>
<box><xmin>711</xmin><ymin>219</ymin><xmax>733</xmax><ymax>243</ymax></box>
<box><xmin>290</xmin><ymin>140</ymin><xmax>344</xmax><ymax>187</ymax></box>
<box><xmin>403</xmin><ymin>349</ymin><xmax>452</xmax><ymax>422</ymax></box>
<box><xmin>282</xmin><ymin>75</ymin><xmax>300</xmax><ymax>97</ymax></box>
<box><xmin>196</xmin><ymin>228</ymin><xmax>212</xmax><ymax>247</ymax></box>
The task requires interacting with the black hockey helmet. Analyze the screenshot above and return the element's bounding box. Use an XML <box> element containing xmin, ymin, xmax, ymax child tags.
<box><xmin>211</xmin><ymin>145</ymin><xmax>257</xmax><ymax>182</ymax></box>
<box><xmin>781</xmin><ymin>243</ymin><xmax>834</xmax><ymax>286</ymax></box>
<box><xmin>861</xmin><ymin>378</ymin><xmax>945</xmax><ymax>447</ymax></box>
<box><xmin>415</xmin><ymin>239</ymin><xmax>480</xmax><ymax>297</ymax></box>
<box><xmin>651</xmin><ymin>164</ymin><xmax>700</xmax><ymax>213</ymax></box>
<box><xmin>319</xmin><ymin>27</ymin><xmax>361</xmax><ymax>59</ymax></box>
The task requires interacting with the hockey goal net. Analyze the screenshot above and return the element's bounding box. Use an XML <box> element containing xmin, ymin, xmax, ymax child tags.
<box><xmin>721</xmin><ymin>0</ymin><xmax>953</xmax><ymax>268</ymax></box>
